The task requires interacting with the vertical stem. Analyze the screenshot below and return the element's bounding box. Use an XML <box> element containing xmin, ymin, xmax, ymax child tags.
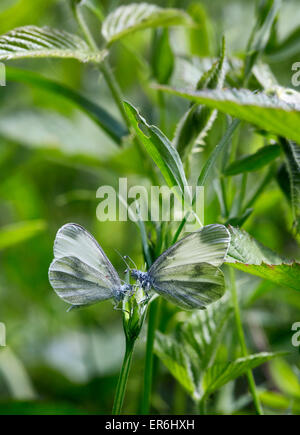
<box><xmin>74</xmin><ymin>6</ymin><xmax>99</xmax><ymax>52</ymax></box>
<box><xmin>99</xmin><ymin>61</ymin><xmax>132</xmax><ymax>130</ymax></box>
<box><xmin>229</xmin><ymin>267</ymin><xmax>263</xmax><ymax>415</ymax></box>
<box><xmin>173</xmin><ymin>382</ymin><xmax>187</xmax><ymax>414</ymax></box>
<box><xmin>199</xmin><ymin>397</ymin><xmax>207</xmax><ymax>415</ymax></box>
<box><xmin>141</xmin><ymin>298</ymin><xmax>160</xmax><ymax>414</ymax></box>
<box><xmin>73</xmin><ymin>5</ymin><xmax>131</xmax><ymax>129</ymax></box>
<box><xmin>157</xmin><ymin>91</ymin><xmax>166</xmax><ymax>133</ymax></box>
<box><xmin>112</xmin><ymin>339</ymin><xmax>135</xmax><ymax>415</ymax></box>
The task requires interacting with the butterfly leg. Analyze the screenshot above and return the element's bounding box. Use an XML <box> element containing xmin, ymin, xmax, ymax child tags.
<box><xmin>113</xmin><ymin>301</ymin><xmax>130</xmax><ymax>315</ymax></box>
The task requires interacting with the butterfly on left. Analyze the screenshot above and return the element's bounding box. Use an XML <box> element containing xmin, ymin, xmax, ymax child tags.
<box><xmin>48</xmin><ymin>223</ymin><xmax>133</xmax><ymax>309</ymax></box>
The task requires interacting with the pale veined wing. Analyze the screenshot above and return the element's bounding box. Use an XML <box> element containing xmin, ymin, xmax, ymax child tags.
<box><xmin>131</xmin><ymin>224</ymin><xmax>230</xmax><ymax>310</ymax></box>
<box><xmin>49</xmin><ymin>223</ymin><xmax>129</xmax><ymax>306</ymax></box>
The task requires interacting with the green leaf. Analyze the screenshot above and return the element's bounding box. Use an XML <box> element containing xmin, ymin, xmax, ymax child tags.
<box><xmin>124</xmin><ymin>101</ymin><xmax>191</xmax><ymax>200</ymax></box>
<box><xmin>260</xmin><ymin>391</ymin><xmax>300</xmax><ymax>412</ymax></box>
<box><xmin>102</xmin><ymin>3</ymin><xmax>193</xmax><ymax>45</ymax></box>
<box><xmin>187</xmin><ymin>3</ymin><xmax>211</xmax><ymax>57</ymax></box>
<box><xmin>155</xmin><ymin>296</ymin><xmax>233</xmax><ymax>401</ymax></box>
<box><xmin>0</xmin><ymin>26</ymin><xmax>106</xmax><ymax>63</ymax></box>
<box><xmin>203</xmin><ymin>352</ymin><xmax>280</xmax><ymax>397</ymax></box>
<box><xmin>226</xmin><ymin>226</ymin><xmax>300</xmax><ymax>291</ymax></box>
<box><xmin>269</xmin><ymin>358</ymin><xmax>300</xmax><ymax>399</ymax></box>
<box><xmin>159</xmin><ymin>87</ymin><xmax>300</xmax><ymax>144</ymax></box>
<box><xmin>280</xmin><ymin>139</ymin><xmax>300</xmax><ymax>235</ymax></box>
<box><xmin>244</xmin><ymin>0</ymin><xmax>281</xmax><ymax>81</ymax></box>
<box><xmin>155</xmin><ymin>332</ymin><xmax>196</xmax><ymax>396</ymax></box>
<box><xmin>197</xmin><ymin>119</ymin><xmax>240</xmax><ymax>188</ymax></box>
<box><xmin>266</xmin><ymin>25</ymin><xmax>300</xmax><ymax>62</ymax></box>
<box><xmin>151</xmin><ymin>28</ymin><xmax>174</xmax><ymax>85</ymax></box>
<box><xmin>180</xmin><ymin>296</ymin><xmax>233</xmax><ymax>374</ymax></box>
<box><xmin>226</xmin><ymin>225</ymin><xmax>289</xmax><ymax>265</ymax></box>
<box><xmin>224</xmin><ymin>144</ymin><xmax>281</xmax><ymax>175</ymax></box>
<box><xmin>0</xmin><ymin>220</ymin><xmax>46</xmax><ymax>251</ymax></box>
<box><xmin>6</xmin><ymin>67</ymin><xmax>128</xmax><ymax>146</ymax></box>
<box><xmin>173</xmin><ymin>37</ymin><xmax>226</xmax><ymax>161</ymax></box>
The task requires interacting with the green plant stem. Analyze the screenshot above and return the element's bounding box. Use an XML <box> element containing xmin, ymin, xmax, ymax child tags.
<box><xmin>158</xmin><ymin>91</ymin><xmax>166</xmax><ymax>133</ymax></box>
<box><xmin>141</xmin><ymin>298</ymin><xmax>160</xmax><ymax>414</ymax></box>
<box><xmin>112</xmin><ymin>339</ymin><xmax>135</xmax><ymax>415</ymax></box>
<box><xmin>238</xmin><ymin>173</ymin><xmax>248</xmax><ymax>214</ymax></box>
<box><xmin>74</xmin><ymin>5</ymin><xmax>99</xmax><ymax>52</ymax></box>
<box><xmin>243</xmin><ymin>165</ymin><xmax>275</xmax><ymax>211</ymax></box>
<box><xmin>199</xmin><ymin>397</ymin><xmax>207</xmax><ymax>415</ymax></box>
<box><xmin>99</xmin><ymin>61</ymin><xmax>132</xmax><ymax>130</ymax></box>
<box><xmin>74</xmin><ymin>4</ymin><xmax>159</xmax><ymax>188</ymax></box>
<box><xmin>220</xmin><ymin>176</ymin><xmax>229</xmax><ymax>218</ymax></box>
<box><xmin>173</xmin><ymin>382</ymin><xmax>187</xmax><ymax>414</ymax></box>
<box><xmin>74</xmin><ymin>5</ymin><xmax>131</xmax><ymax>129</ymax></box>
<box><xmin>229</xmin><ymin>267</ymin><xmax>263</xmax><ymax>415</ymax></box>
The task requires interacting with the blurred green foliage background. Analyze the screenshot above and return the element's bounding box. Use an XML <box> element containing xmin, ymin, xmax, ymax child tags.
<box><xmin>0</xmin><ymin>0</ymin><xmax>299</xmax><ymax>414</ymax></box>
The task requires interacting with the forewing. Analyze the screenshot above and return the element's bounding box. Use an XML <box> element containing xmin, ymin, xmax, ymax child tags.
<box><xmin>49</xmin><ymin>256</ymin><xmax>115</xmax><ymax>305</ymax></box>
<box><xmin>150</xmin><ymin>224</ymin><xmax>230</xmax><ymax>272</ymax></box>
<box><xmin>53</xmin><ymin>223</ymin><xmax>120</xmax><ymax>285</ymax></box>
<box><xmin>50</xmin><ymin>223</ymin><xmax>121</xmax><ymax>305</ymax></box>
<box><xmin>151</xmin><ymin>263</ymin><xmax>225</xmax><ymax>310</ymax></box>
<box><xmin>148</xmin><ymin>224</ymin><xmax>230</xmax><ymax>309</ymax></box>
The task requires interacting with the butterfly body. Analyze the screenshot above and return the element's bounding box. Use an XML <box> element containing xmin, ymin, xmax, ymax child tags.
<box><xmin>130</xmin><ymin>270</ymin><xmax>152</xmax><ymax>292</ymax></box>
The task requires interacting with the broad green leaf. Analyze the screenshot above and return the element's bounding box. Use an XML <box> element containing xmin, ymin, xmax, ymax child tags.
<box><xmin>0</xmin><ymin>26</ymin><xmax>106</xmax><ymax>63</ymax></box>
<box><xmin>102</xmin><ymin>3</ymin><xmax>193</xmax><ymax>45</ymax></box>
<box><xmin>226</xmin><ymin>225</ymin><xmax>290</xmax><ymax>265</ymax></box>
<box><xmin>124</xmin><ymin>101</ymin><xmax>191</xmax><ymax>200</ymax></box>
<box><xmin>180</xmin><ymin>296</ymin><xmax>233</xmax><ymax>374</ymax></box>
<box><xmin>155</xmin><ymin>296</ymin><xmax>232</xmax><ymax>401</ymax></box>
<box><xmin>203</xmin><ymin>352</ymin><xmax>280</xmax><ymax>397</ymax></box>
<box><xmin>280</xmin><ymin>139</ymin><xmax>300</xmax><ymax>235</ymax></box>
<box><xmin>151</xmin><ymin>28</ymin><xmax>174</xmax><ymax>85</ymax></box>
<box><xmin>155</xmin><ymin>332</ymin><xmax>196</xmax><ymax>397</ymax></box>
<box><xmin>0</xmin><ymin>220</ymin><xmax>46</xmax><ymax>251</ymax></box>
<box><xmin>159</xmin><ymin>86</ymin><xmax>300</xmax><ymax>144</ymax></box>
<box><xmin>6</xmin><ymin>67</ymin><xmax>128</xmax><ymax>146</ymax></box>
<box><xmin>226</xmin><ymin>226</ymin><xmax>300</xmax><ymax>291</ymax></box>
<box><xmin>173</xmin><ymin>37</ymin><xmax>226</xmax><ymax>161</ymax></box>
<box><xmin>224</xmin><ymin>144</ymin><xmax>281</xmax><ymax>175</ymax></box>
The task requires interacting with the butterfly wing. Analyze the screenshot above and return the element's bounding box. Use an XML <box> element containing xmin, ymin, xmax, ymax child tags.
<box><xmin>148</xmin><ymin>224</ymin><xmax>230</xmax><ymax>309</ymax></box>
<box><xmin>49</xmin><ymin>223</ymin><xmax>121</xmax><ymax>305</ymax></box>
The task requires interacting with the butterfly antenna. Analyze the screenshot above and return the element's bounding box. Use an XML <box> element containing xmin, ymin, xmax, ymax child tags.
<box><xmin>124</xmin><ymin>255</ymin><xmax>137</xmax><ymax>270</ymax></box>
<box><xmin>114</xmin><ymin>249</ymin><xmax>131</xmax><ymax>271</ymax></box>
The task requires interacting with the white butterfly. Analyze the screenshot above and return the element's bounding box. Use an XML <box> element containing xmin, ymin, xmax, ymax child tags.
<box><xmin>129</xmin><ymin>224</ymin><xmax>231</xmax><ymax>310</ymax></box>
<box><xmin>48</xmin><ymin>223</ymin><xmax>132</xmax><ymax>308</ymax></box>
